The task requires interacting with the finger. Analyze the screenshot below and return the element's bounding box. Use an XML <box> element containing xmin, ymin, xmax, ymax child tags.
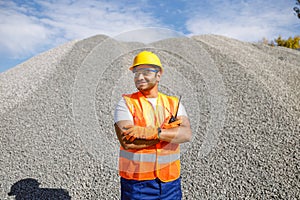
<box><xmin>124</xmin><ymin>134</ymin><xmax>134</xmax><ymax>142</ymax></box>
<box><xmin>170</xmin><ymin>119</ymin><xmax>182</xmax><ymax>126</ymax></box>
<box><xmin>129</xmin><ymin>135</ymin><xmax>136</xmax><ymax>142</ymax></box>
<box><xmin>122</xmin><ymin>135</ymin><xmax>127</xmax><ymax>141</ymax></box>
<box><xmin>125</xmin><ymin>135</ymin><xmax>131</xmax><ymax>140</ymax></box>
<box><xmin>122</xmin><ymin>127</ymin><xmax>134</xmax><ymax>135</ymax></box>
<box><xmin>171</xmin><ymin>124</ymin><xmax>179</xmax><ymax>128</ymax></box>
<box><xmin>162</xmin><ymin>122</ymin><xmax>180</xmax><ymax>129</ymax></box>
<box><xmin>177</xmin><ymin>119</ymin><xmax>183</xmax><ymax>123</ymax></box>
<box><xmin>162</xmin><ymin>124</ymin><xmax>171</xmax><ymax>129</ymax></box>
<box><xmin>164</xmin><ymin>116</ymin><xmax>172</xmax><ymax>124</ymax></box>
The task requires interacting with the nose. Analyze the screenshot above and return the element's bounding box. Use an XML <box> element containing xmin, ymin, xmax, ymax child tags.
<box><xmin>135</xmin><ymin>72</ymin><xmax>145</xmax><ymax>80</ymax></box>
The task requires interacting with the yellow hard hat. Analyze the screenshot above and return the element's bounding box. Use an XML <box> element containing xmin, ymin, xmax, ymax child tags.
<box><xmin>129</xmin><ymin>51</ymin><xmax>163</xmax><ymax>73</ymax></box>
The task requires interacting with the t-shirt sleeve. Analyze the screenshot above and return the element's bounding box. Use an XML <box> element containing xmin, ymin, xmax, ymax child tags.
<box><xmin>177</xmin><ymin>102</ymin><xmax>188</xmax><ymax>117</ymax></box>
<box><xmin>114</xmin><ymin>98</ymin><xmax>134</xmax><ymax>123</ymax></box>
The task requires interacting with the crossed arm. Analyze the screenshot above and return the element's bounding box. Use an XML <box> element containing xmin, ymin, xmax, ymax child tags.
<box><xmin>114</xmin><ymin>116</ymin><xmax>192</xmax><ymax>150</ymax></box>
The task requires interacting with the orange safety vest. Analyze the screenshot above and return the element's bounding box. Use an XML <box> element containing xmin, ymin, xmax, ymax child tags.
<box><xmin>119</xmin><ymin>91</ymin><xmax>180</xmax><ymax>182</ymax></box>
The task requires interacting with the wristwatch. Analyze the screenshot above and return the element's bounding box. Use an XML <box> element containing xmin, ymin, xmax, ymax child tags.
<box><xmin>157</xmin><ymin>127</ymin><xmax>162</xmax><ymax>139</ymax></box>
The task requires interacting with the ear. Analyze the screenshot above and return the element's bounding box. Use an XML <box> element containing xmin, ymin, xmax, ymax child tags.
<box><xmin>156</xmin><ymin>71</ymin><xmax>161</xmax><ymax>81</ymax></box>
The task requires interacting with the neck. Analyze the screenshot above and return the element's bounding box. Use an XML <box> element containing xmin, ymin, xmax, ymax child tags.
<box><xmin>140</xmin><ymin>85</ymin><xmax>159</xmax><ymax>98</ymax></box>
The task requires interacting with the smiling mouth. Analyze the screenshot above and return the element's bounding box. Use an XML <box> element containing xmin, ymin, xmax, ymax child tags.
<box><xmin>136</xmin><ymin>81</ymin><xmax>147</xmax><ymax>85</ymax></box>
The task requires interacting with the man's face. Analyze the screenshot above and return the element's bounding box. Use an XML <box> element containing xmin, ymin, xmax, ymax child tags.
<box><xmin>133</xmin><ymin>65</ymin><xmax>161</xmax><ymax>91</ymax></box>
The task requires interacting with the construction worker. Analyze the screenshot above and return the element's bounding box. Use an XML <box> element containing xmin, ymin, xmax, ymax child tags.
<box><xmin>114</xmin><ymin>51</ymin><xmax>192</xmax><ymax>200</ymax></box>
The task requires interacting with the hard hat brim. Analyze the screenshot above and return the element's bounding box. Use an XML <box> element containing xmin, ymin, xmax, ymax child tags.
<box><xmin>128</xmin><ymin>64</ymin><xmax>163</xmax><ymax>73</ymax></box>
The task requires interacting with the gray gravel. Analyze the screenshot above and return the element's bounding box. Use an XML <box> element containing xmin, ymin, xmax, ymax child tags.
<box><xmin>1</xmin><ymin>34</ymin><xmax>299</xmax><ymax>199</ymax></box>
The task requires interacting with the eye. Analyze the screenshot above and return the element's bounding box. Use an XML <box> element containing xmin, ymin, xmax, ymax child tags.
<box><xmin>133</xmin><ymin>68</ymin><xmax>158</xmax><ymax>77</ymax></box>
<box><xmin>143</xmin><ymin>70</ymin><xmax>152</xmax><ymax>75</ymax></box>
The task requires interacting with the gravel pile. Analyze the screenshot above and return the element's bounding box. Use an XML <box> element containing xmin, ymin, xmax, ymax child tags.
<box><xmin>0</xmin><ymin>34</ymin><xmax>299</xmax><ymax>199</ymax></box>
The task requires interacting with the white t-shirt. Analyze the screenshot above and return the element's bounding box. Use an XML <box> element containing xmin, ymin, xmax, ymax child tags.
<box><xmin>114</xmin><ymin>97</ymin><xmax>187</xmax><ymax>123</ymax></box>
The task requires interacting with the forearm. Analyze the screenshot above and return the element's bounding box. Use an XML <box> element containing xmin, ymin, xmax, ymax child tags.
<box><xmin>159</xmin><ymin>126</ymin><xmax>191</xmax><ymax>143</ymax></box>
<box><xmin>159</xmin><ymin>116</ymin><xmax>192</xmax><ymax>144</ymax></box>
<box><xmin>115</xmin><ymin>122</ymin><xmax>159</xmax><ymax>150</ymax></box>
<box><xmin>123</xmin><ymin>139</ymin><xmax>160</xmax><ymax>149</ymax></box>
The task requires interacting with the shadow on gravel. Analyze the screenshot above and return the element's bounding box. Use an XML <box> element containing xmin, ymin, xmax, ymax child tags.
<box><xmin>8</xmin><ymin>178</ymin><xmax>71</xmax><ymax>200</ymax></box>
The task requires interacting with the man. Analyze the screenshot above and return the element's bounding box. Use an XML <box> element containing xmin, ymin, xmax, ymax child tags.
<box><xmin>114</xmin><ymin>51</ymin><xmax>192</xmax><ymax>200</ymax></box>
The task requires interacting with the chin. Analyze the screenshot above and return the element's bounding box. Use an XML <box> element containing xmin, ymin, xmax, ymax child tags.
<box><xmin>136</xmin><ymin>83</ymin><xmax>155</xmax><ymax>91</ymax></box>
<box><xmin>138</xmin><ymin>87</ymin><xmax>147</xmax><ymax>91</ymax></box>
<box><xmin>136</xmin><ymin>84</ymin><xmax>147</xmax><ymax>90</ymax></box>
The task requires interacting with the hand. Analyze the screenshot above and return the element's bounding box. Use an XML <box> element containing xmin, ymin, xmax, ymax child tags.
<box><xmin>122</xmin><ymin>125</ymin><xmax>159</xmax><ymax>142</ymax></box>
<box><xmin>162</xmin><ymin>116</ymin><xmax>182</xmax><ymax>129</ymax></box>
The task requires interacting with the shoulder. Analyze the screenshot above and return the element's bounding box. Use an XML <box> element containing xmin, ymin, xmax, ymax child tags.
<box><xmin>115</xmin><ymin>98</ymin><xmax>128</xmax><ymax>113</ymax></box>
<box><xmin>159</xmin><ymin>92</ymin><xmax>179</xmax><ymax>105</ymax></box>
<box><xmin>159</xmin><ymin>92</ymin><xmax>178</xmax><ymax>100</ymax></box>
<box><xmin>122</xmin><ymin>91</ymin><xmax>140</xmax><ymax>99</ymax></box>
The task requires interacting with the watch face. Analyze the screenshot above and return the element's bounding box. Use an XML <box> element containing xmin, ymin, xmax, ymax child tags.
<box><xmin>157</xmin><ymin>127</ymin><xmax>161</xmax><ymax>139</ymax></box>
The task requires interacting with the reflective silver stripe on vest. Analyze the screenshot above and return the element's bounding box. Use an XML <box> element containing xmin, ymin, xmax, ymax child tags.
<box><xmin>157</xmin><ymin>153</ymin><xmax>180</xmax><ymax>164</ymax></box>
<box><xmin>120</xmin><ymin>150</ymin><xmax>156</xmax><ymax>162</ymax></box>
<box><xmin>120</xmin><ymin>150</ymin><xmax>180</xmax><ymax>164</ymax></box>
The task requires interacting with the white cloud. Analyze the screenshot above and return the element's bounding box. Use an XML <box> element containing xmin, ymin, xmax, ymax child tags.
<box><xmin>0</xmin><ymin>0</ymin><xmax>160</xmax><ymax>60</ymax></box>
<box><xmin>185</xmin><ymin>0</ymin><xmax>298</xmax><ymax>42</ymax></box>
<box><xmin>187</xmin><ymin>19</ymin><xmax>268</xmax><ymax>41</ymax></box>
<box><xmin>0</xmin><ymin>2</ymin><xmax>52</xmax><ymax>58</ymax></box>
<box><xmin>35</xmin><ymin>0</ymin><xmax>161</xmax><ymax>39</ymax></box>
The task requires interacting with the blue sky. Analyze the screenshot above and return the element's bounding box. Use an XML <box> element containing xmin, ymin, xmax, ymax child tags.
<box><xmin>1</xmin><ymin>0</ymin><xmax>299</xmax><ymax>73</ymax></box>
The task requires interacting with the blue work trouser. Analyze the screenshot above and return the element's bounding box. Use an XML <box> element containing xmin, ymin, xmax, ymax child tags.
<box><xmin>120</xmin><ymin>177</ymin><xmax>182</xmax><ymax>200</ymax></box>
